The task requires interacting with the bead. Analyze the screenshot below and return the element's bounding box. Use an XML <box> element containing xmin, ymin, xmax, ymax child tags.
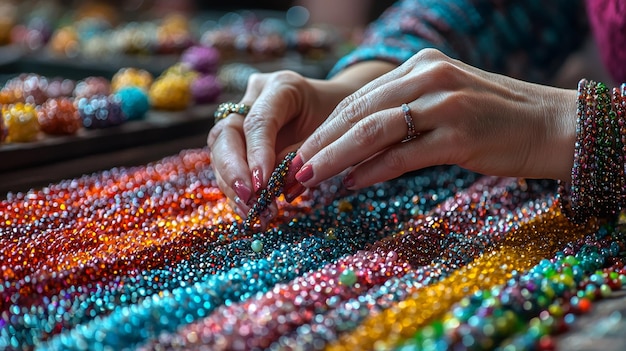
<box><xmin>180</xmin><ymin>45</ymin><xmax>220</xmax><ymax>74</ymax></box>
<box><xmin>37</xmin><ymin>97</ymin><xmax>82</xmax><ymax>135</ymax></box>
<box><xmin>111</xmin><ymin>67</ymin><xmax>153</xmax><ymax>92</ymax></box>
<box><xmin>149</xmin><ymin>74</ymin><xmax>192</xmax><ymax>111</ymax></box>
<box><xmin>48</xmin><ymin>26</ymin><xmax>79</xmax><ymax>57</ymax></box>
<box><xmin>190</xmin><ymin>75</ymin><xmax>221</xmax><ymax>104</ymax></box>
<box><xmin>251</xmin><ymin>239</ymin><xmax>263</xmax><ymax>253</ymax></box>
<box><xmin>339</xmin><ymin>269</ymin><xmax>357</xmax><ymax>286</ymax></box>
<box><xmin>114</xmin><ymin>86</ymin><xmax>150</xmax><ymax>120</ymax></box>
<box><xmin>2</xmin><ymin>102</ymin><xmax>40</xmax><ymax>142</ymax></box>
<box><xmin>76</xmin><ymin>94</ymin><xmax>126</xmax><ymax>128</ymax></box>
<box><xmin>73</xmin><ymin>76</ymin><xmax>111</xmax><ymax>99</ymax></box>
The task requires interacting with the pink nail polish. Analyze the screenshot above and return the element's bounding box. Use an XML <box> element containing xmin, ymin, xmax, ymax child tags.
<box><xmin>233</xmin><ymin>180</ymin><xmax>252</xmax><ymax>204</ymax></box>
<box><xmin>285</xmin><ymin>154</ymin><xmax>304</xmax><ymax>189</ymax></box>
<box><xmin>252</xmin><ymin>168</ymin><xmax>263</xmax><ymax>194</ymax></box>
<box><xmin>343</xmin><ymin>173</ymin><xmax>355</xmax><ymax>189</ymax></box>
<box><xmin>295</xmin><ymin>164</ymin><xmax>313</xmax><ymax>184</ymax></box>
<box><xmin>284</xmin><ymin>183</ymin><xmax>305</xmax><ymax>203</ymax></box>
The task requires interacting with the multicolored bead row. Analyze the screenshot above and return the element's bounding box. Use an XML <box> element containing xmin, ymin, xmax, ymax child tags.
<box><xmin>141</xmin><ymin>177</ymin><xmax>552</xmax><ymax>351</ymax></box>
<box><xmin>1</xmin><ymin>148</ymin><xmax>625</xmax><ymax>351</ymax></box>
<box><xmin>401</xmin><ymin>224</ymin><xmax>626</xmax><ymax>350</ymax></box>
<box><xmin>325</xmin><ymin>207</ymin><xmax>598</xmax><ymax>351</ymax></box>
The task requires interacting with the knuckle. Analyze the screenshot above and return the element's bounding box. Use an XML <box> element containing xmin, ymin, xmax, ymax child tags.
<box><xmin>428</xmin><ymin>60</ymin><xmax>460</xmax><ymax>82</ymax></box>
<box><xmin>352</xmin><ymin>117</ymin><xmax>382</xmax><ymax>148</ymax></box>
<box><xmin>308</xmin><ymin>128</ymin><xmax>327</xmax><ymax>151</ymax></box>
<box><xmin>338</xmin><ymin>97</ymin><xmax>370</xmax><ymax>127</ymax></box>
<box><xmin>335</xmin><ymin>92</ymin><xmax>357</xmax><ymax>112</ymax></box>
<box><xmin>242</xmin><ymin>109</ymin><xmax>279</xmax><ymax>134</ymax></box>
<box><xmin>382</xmin><ymin>148</ymin><xmax>408</xmax><ymax>171</ymax></box>
<box><xmin>246</xmin><ymin>72</ymin><xmax>267</xmax><ymax>90</ymax></box>
<box><xmin>416</xmin><ymin>47</ymin><xmax>447</xmax><ymax>62</ymax></box>
<box><xmin>270</xmin><ymin>70</ymin><xmax>304</xmax><ymax>86</ymax></box>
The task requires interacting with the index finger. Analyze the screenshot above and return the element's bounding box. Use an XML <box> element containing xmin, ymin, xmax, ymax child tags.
<box><xmin>242</xmin><ymin>71</ymin><xmax>308</xmax><ymax>193</ymax></box>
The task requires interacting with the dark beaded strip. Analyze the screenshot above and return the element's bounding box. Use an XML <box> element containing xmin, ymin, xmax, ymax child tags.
<box><xmin>242</xmin><ymin>152</ymin><xmax>297</xmax><ymax>232</ymax></box>
<box><xmin>619</xmin><ymin>83</ymin><xmax>626</xmax><ymax>206</ymax></box>
<box><xmin>558</xmin><ymin>79</ymin><xmax>590</xmax><ymax>222</ymax></box>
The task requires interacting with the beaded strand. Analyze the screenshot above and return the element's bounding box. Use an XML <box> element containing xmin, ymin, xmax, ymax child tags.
<box><xmin>559</xmin><ymin>79</ymin><xmax>626</xmax><ymax>223</ymax></box>
<box><xmin>1</xmin><ymin>146</ymin><xmax>625</xmax><ymax>351</ymax></box>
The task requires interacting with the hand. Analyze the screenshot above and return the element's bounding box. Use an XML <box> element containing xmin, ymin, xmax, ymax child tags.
<box><xmin>207</xmin><ymin>70</ymin><xmax>354</xmax><ymax>218</ymax></box>
<box><xmin>292</xmin><ymin>48</ymin><xmax>578</xmax><ymax>190</ymax></box>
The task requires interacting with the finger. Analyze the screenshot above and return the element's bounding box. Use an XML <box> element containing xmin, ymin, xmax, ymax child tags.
<box><xmin>342</xmin><ymin>130</ymin><xmax>451</xmax><ymax>189</ymax></box>
<box><xmin>208</xmin><ymin>73</ymin><xmax>270</xmax><ymax>204</ymax></box>
<box><xmin>208</xmin><ymin>72</ymin><xmax>266</xmax><ymax>148</ymax></box>
<box><xmin>243</xmin><ymin>72</ymin><xmax>305</xmax><ymax>193</ymax></box>
<box><xmin>296</xmin><ymin>70</ymin><xmax>440</xmax><ymax>178</ymax></box>
<box><xmin>210</xmin><ymin>116</ymin><xmax>254</xmax><ymax>207</ymax></box>
<box><xmin>310</xmin><ymin>50</ymin><xmax>432</xmax><ymax>134</ymax></box>
<box><xmin>295</xmin><ymin>102</ymin><xmax>434</xmax><ymax>187</ymax></box>
<box><xmin>214</xmin><ymin>169</ymin><xmax>249</xmax><ymax>217</ymax></box>
<box><xmin>300</xmin><ymin>79</ymin><xmax>412</xmax><ymax>159</ymax></box>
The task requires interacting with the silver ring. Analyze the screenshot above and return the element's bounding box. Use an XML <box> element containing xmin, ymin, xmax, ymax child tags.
<box><xmin>214</xmin><ymin>102</ymin><xmax>251</xmax><ymax>123</ymax></box>
<box><xmin>401</xmin><ymin>103</ymin><xmax>418</xmax><ymax>142</ymax></box>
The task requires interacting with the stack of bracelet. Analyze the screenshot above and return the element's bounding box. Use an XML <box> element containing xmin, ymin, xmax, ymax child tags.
<box><xmin>559</xmin><ymin>79</ymin><xmax>625</xmax><ymax>223</ymax></box>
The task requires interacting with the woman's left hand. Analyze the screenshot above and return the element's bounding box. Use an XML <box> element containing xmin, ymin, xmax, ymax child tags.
<box><xmin>290</xmin><ymin>48</ymin><xmax>578</xmax><ymax>190</ymax></box>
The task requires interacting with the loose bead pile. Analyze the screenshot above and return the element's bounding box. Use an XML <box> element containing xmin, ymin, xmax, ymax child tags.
<box><xmin>0</xmin><ymin>149</ymin><xmax>625</xmax><ymax>351</ymax></box>
<box><xmin>0</xmin><ymin>45</ymin><xmax>222</xmax><ymax>144</ymax></box>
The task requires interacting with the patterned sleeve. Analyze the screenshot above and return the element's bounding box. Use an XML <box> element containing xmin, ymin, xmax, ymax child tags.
<box><xmin>329</xmin><ymin>0</ymin><xmax>589</xmax><ymax>84</ymax></box>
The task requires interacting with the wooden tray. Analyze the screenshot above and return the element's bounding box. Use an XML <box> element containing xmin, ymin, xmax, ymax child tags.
<box><xmin>0</xmin><ymin>104</ymin><xmax>220</xmax><ymax>195</ymax></box>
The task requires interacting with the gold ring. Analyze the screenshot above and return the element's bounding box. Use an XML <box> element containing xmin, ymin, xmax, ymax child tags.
<box><xmin>401</xmin><ymin>103</ymin><xmax>418</xmax><ymax>142</ymax></box>
<box><xmin>214</xmin><ymin>102</ymin><xmax>251</xmax><ymax>123</ymax></box>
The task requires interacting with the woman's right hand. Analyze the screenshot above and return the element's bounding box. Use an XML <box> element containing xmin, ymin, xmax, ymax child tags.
<box><xmin>207</xmin><ymin>70</ymin><xmax>357</xmax><ymax>218</ymax></box>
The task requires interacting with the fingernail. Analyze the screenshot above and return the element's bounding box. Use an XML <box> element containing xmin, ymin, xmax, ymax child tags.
<box><xmin>284</xmin><ymin>183</ymin><xmax>306</xmax><ymax>203</ymax></box>
<box><xmin>262</xmin><ymin>208</ymin><xmax>274</xmax><ymax>220</ymax></box>
<box><xmin>252</xmin><ymin>168</ymin><xmax>263</xmax><ymax>194</ymax></box>
<box><xmin>268</xmin><ymin>203</ymin><xmax>278</xmax><ymax>218</ymax></box>
<box><xmin>234</xmin><ymin>196</ymin><xmax>250</xmax><ymax>214</ymax></box>
<box><xmin>233</xmin><ymin>179</ymin><xmax>252</xmax><ymax>204</ymax></box>
<box><xmin>342</xmin><ymin>173</ymin><xmax>355</xmax><ymax>189</ymax></box>
<box><xmin>295</xmin><ymin>164</ymin><xmax>313</xmax><ymax>184</ymax></box>
<box><xmin>285</xmin><ymin>154</ymin><xmax>304</xmax><ymax>189</ymax></box>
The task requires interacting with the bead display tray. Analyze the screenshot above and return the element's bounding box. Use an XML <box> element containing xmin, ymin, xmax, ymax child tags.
<box><xmin>0</xmin><ymin>43</ymin><xmax>334</xmax><ymax>195</ymax></box>
<box><xmin>0</xmin><ymin>105</ymin><xmax>217</xmax><ymax>195</ymax></box>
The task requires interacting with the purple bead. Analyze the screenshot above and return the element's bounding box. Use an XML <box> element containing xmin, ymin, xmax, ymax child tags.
<box><xmin>191</xmin><ymin>75</ymin><xmax>222</xmax><ymax>104</ymax></box>
<box><xmin>180</xmin><ymin>45</ymin><xmax>220</xmax><ymax>74</ymax></box>
<box><xmin>77</xmin><ymin>95</ymin><xmax>126</xmax><ymax>129</ymax></box>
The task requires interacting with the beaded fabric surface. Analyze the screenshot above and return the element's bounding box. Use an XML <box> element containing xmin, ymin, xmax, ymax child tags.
<box><xmin>1</xmin><ymin>148</ymin><xmax>625</xmax><ymax>351</ymax></box>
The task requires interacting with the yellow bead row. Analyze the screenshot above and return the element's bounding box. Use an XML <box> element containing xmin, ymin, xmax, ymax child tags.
<box><xmin>326</xmin><ymin>205</ymin><xmax>598</xmax><ymax>351</ymax></box>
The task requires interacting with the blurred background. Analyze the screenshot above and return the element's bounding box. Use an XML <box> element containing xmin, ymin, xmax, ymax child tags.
<box><xmin>0</xmin><ymin>0</ymin><xmax>395</xmax><ymax>193</ymax></box>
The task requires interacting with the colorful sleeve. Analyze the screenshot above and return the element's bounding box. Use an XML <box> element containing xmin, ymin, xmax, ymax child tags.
<box><xmin>329</xmin><ymin>0</ymin><xmax>588</xmax><ymax>83</ymax></box>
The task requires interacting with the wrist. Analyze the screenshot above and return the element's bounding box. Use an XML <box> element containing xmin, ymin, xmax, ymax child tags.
<box><xmin>329</xmin><ymin>60</ymin><xmax>397</xmax><ymax>90</ymax></box>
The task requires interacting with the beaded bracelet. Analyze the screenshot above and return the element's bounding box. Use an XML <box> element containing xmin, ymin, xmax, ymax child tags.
<box><xmin>558</xmin><ymin>79</ymin><xmax>625</xmax><ymax>223</ymax></box>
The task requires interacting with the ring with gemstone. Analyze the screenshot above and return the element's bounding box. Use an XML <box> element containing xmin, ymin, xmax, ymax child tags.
<box><xmin>214</xmin><ymin>102</ymin><xmax>251</xmax><ymax>123</ymax></box>
<box><xmin>401</xmin><ymin>103</ymin><xmax>418</xmax><ymax>142</ymax></box>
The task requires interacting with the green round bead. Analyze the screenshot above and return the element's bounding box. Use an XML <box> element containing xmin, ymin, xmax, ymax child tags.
<box><xmin>339</xmin><ymin>269</ymin><xmax>357</xmax><ymax>286</ymax></box>
<box><xmin>251</xmin><ymin>239</ymin><xmax>264</xmax><ymax>253</ymax></box>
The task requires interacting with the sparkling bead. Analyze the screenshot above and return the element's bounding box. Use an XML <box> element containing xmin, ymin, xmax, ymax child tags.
<box><xmin>37</xmin><ymin>97</ymin><xmax>82</xmax><ymax>135</ymax></box>
<box><xmin>114</xmin><ymin>86</ymin><xmax>150</xmax><ymax>120</ymax></box>
<box><xmin>111</xmin><ymin>67</ymin><xmax>153</xmax><ymax>92</ymax></box>
<box><xmin>149</xmin><ymin>74</ymin><xmax>192</xmax><ymax>111</ymax></box>
<box><xmin>2</xmin><ymin>102</ymin><xmax>39</xmax><ymax>142</ymax></box>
